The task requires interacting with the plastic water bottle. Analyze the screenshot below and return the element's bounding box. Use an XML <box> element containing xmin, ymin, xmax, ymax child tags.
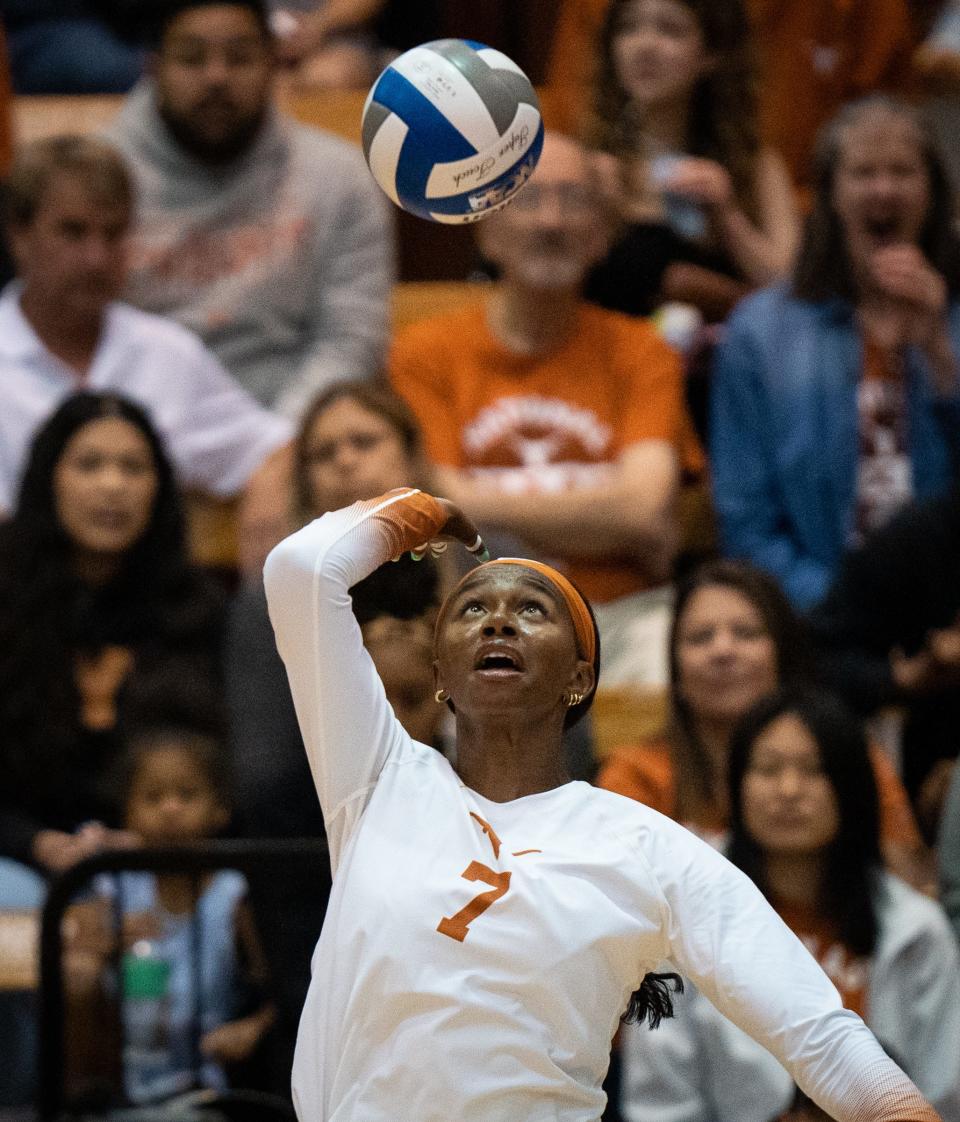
<box><xmin>649</xmin><ymin>154</ymin><xmax>709</xmax><ymax>241</ymax></box>
<box><xmin>121</xmin><ymin>938</ymin><xmax>173</xmax><ymax>1103</ymax></box>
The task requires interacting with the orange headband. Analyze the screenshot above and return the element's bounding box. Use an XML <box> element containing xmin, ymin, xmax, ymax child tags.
<box><xmin>445</xmin><ymin>558</ymin><xmax>597</xmax><ymax>665</ymax></box>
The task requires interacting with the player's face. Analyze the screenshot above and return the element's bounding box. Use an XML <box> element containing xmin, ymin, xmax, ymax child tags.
<box><xmin>363</xmin><ymin>614</ymin><xmax>441</xmax><ymax>745</ymax></box>
<box><xmin>302</xmin><ymin>397</ymin><xmax>415</xmax><ymax>515</ymax></box>
<box><xmin>478</xmin><ymin>135</ymin><xmax>608</xmax><ymax>291</ymax></box>
<box><xmin>741</xmin><ymin>714</ymin><xmax>840</xmax><ymax>857</ymax></box>
<box><xmin>831</xmin><ymin>110</ymin><xmax>931</xmax><ymax>268</ymax></box>
<box><xmin>126</xmin><ymin>745</ymin><xmax>228</xmax><ymax>844</ymax></box>
<box><xmin>154</xmin><ymin>4</ymin><xmax>273</xmax><ymax>163</ymax></box>
<box><xmin>610</xmin><ymin>0</ymin><xmax>709</xmax><ymax>109</ymax></box>
<box><xmin>675</xmin><ymin>585</ymin><xmax>778</xmax><ymax>726</ymax></box>
<box><xmin>11</xmin><ymin>173</ymin><xmax>129</xmax><ymax>321</ymax></box>
<box><xmin>435</xmin><ymin>567</ymin><xmax>592</xmax><ymax>723</ymax></box>
<box><xmin>54</xmin><ymin>418</ymin><xmax>159</xmax><ymax>558</ymax></box>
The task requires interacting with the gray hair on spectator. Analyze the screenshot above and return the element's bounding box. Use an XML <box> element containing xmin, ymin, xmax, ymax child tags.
<box><xmin>793</xmin><ymin>94</ymin><xmax>960</xmax><ymax>302</ymax></box>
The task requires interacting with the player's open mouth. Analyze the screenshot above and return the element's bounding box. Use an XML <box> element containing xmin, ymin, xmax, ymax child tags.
<box><xmin>474</xmin><ymin>646</ymin><xmax>525</xmax><ymax>677</ymax></box>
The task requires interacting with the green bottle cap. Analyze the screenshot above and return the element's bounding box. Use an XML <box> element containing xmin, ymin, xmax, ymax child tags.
<box><xmin>121</xmin><ymin>945</ymin><xmax>170</xmax><ymax>999</ymax></box>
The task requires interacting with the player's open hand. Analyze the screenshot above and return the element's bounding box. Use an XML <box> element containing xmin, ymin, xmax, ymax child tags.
<box><xmin>432</xmin><ymin>497</ymin><xmax>488</xmax><ymax>560</ymax></box>
<box><xmin>378</xmin><ymin>488</ymin><xmax>489</xmax><ymax>564</ymax></box>
<box><xmin>403</xmin><ymin>496</ymin><xmax>488</xmax><ymax>563</ymax></box>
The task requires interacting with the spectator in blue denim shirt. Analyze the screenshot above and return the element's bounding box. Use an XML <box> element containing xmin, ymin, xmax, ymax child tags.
<box><xmin>710</xmin><ymin>95</ymin><xmax>960</xmax><ymax>611</ymax></box>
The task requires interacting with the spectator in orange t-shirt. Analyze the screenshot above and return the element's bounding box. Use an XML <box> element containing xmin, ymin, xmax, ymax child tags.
<box><xmin>598</xmin><ymin>559</ymin><xmax>932</xmax><ymax>888</ymax></box>
<box><xmin>390</xmin><ymin>132</ymin><xmax>703</xmax><ymax>691</ymax></box>
<box><xmin>546</xmin><ymin>0</ymin><xmax>916</xmax><ymax>189</ymax></box>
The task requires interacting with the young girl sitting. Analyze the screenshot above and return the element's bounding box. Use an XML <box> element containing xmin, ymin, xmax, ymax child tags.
<box><xmin>67</xmin><ymin>725</ymin><xmax>274</xmax><ymax>1105</ymax></box>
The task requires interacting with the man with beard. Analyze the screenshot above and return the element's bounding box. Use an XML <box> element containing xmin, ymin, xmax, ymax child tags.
<box><xmin>390</xmin><ymin>132</ymin><xmax>703</xmax><ymax>692</ymax></box>
<box><xmin>105</xmin><ymin>0</ymin><xmax>393</xmax><ymax>417</ymax></box>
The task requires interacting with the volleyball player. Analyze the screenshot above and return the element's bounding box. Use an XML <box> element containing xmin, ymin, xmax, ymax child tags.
<box><xmin>264</xmin><ymin>487</ymin><xmax>940</xmax><ymax>1122</ymax></box>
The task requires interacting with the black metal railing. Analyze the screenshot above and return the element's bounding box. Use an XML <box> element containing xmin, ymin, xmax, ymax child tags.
<box><xmin>38</xmin><ymin>839</ymin><xmax>329</xmax><ymax>1121</ymax></box>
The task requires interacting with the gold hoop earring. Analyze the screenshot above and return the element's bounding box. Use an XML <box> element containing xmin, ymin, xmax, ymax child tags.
<box><xmin>435</xmin><ymin>688</ymin><xmax>450</xmax><ymax>704</ymax></box>
<box><xmin>563</xmin><ymin>690</ymin><xmax>584</xmax><ymax>708</ymax></box>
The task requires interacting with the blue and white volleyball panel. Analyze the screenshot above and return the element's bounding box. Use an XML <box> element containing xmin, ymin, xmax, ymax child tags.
<box><xmin>361</xmin><ymin>39</ymin><xmax>544</xmax><ymax>224</ymax></box>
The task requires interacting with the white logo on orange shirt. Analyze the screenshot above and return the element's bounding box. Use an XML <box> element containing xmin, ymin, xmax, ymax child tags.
<box><xmin>462</xmin><ymin>395</ymin><xmax>615</xmax><ymax>494</ymax></box>
<box><xmin>463</xmin><ymin>395</ymin><xmax>612</xmax><ymax>462</ymax></box>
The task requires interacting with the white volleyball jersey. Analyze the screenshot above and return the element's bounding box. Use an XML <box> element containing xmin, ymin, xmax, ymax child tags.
<box><xmin>264</xmin><ymin>493</ymin><xmax>940</xmax><ymax>1122</ymax></box>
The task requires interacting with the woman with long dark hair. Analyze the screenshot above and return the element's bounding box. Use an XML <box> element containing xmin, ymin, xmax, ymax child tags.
<box><xmin>711</xmin><ymin>95</ymin><xmax>960</xmax><ymax>612</ymax></box>
<box><xmin>265</xmin><ymin>485</ymin><xmax>941</xmax><ymax>1121</ymax></box>
<box><xmin>0</xmin><ymin>391</ymin><xmax>223</xmax><ymax>874</ymax></box>
<box><xmin>599</xmin><ymin>558</ymin><xmax>929</xmax><ymax>885</ymax></box>
<box><xmin>618</xmin><ymin>686</ymin><xmax>960</xmax><ymax>1122</ymax></box>
<box><xmin>585</xmin><ymin>0</ymin><xmax>799</xmax><ymax>320</ymax></box>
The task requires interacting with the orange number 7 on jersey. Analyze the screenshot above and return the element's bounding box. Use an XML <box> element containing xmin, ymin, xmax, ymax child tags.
<box><xmin>437</xmin><ymin>861</ymin><xmax>512</xmax><ymax>942</ymax></box>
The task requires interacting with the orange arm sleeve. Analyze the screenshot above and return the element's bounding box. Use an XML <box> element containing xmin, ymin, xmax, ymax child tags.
<box><xmin>366</xmin><ymin>488</ymin><xmax>450</xmax><ymax>559</ymax></box>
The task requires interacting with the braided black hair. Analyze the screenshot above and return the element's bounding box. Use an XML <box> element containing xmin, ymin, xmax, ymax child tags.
<box><xmin>622</xmin><ymin>971</ymin><xmax>684</xmax><ymax>1029</ymax></box>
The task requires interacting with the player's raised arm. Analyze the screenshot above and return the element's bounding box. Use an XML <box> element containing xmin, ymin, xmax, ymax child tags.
<box><xmin>263</xmin><ymin>489</ymin><xmax>480</xmax><ymax>863</ymax></box>
<box><xmin>649</xmin><ymin>822</ymin><xmax>941</xmax><ymax>1122</ymax></box>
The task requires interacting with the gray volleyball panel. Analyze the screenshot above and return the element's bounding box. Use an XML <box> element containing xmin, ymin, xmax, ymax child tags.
<box><xmin>362</xmin><ymin>99</ymin><xmax>393</xmax><ymax>164</ymax></box>
<box><xmin>484</xmin><ymin>70</ymin><xmax>540</xmax><ymax>113</ymax></box>
<box><xmin>425</xmin><ymin>39</ymin><xmax>530</xmax><ymax>137</ymax></box>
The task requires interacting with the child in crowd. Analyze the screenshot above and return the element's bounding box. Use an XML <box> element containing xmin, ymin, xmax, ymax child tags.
<box><xmin>618</xmin><ymin>686</ymin><xmax>960</xmax><ymax>1122</ymax></box>
<box><xmin>585</xmin><ymin>0</ymin><xmax>799</xmax><ymax>322</ymax></box>
<box><xmin>67</xmin><ymin>727</ymin><xmax>274</xmax><ymax>1105</ymax></box>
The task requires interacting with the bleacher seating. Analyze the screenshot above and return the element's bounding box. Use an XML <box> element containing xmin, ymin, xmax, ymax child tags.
<box><xmin>13</xmin><ymin>88</ymin><xmax>368</xmax><ymax>147</ymax></box>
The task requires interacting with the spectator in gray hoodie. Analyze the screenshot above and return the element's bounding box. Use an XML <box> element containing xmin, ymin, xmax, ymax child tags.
<box><xmin>105</xmin><ymin>0</ymin><xmax>394</xmax><ymax>418</ymax></box>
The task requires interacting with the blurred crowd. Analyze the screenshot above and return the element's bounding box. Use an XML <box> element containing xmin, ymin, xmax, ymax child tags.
<box><xmin>0</xmin><ymin>1</ymin><xmax>959</xmax><ymax>1119</ymax></box>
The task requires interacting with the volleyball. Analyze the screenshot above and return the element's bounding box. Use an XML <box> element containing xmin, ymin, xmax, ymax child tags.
<box><xmin>361</xmin><ymin>39</ymin><xmax>544</xmax><ymax>224</ymax></box>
